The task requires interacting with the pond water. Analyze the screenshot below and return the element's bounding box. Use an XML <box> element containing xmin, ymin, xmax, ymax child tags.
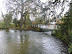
<box><xmin>0</xmin><ymin>30</ymin><xmax>67</xmax><ymax>54</ymax></box>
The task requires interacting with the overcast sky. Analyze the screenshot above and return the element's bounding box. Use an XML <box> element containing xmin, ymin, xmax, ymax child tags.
<box><xmin>40</xmin><ymin>0</ymin><xmax>47</xmax><ymax>3</ymax></box>
<box><xmin>0</xmin><ymin>0</ymin><xmax>7</xmax><ymax>19</ymax></box>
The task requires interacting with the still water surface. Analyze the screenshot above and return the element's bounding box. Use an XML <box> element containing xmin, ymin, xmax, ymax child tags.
<box><xmin>0</xmin><ymin>30</ymin><xmax>67</xmax><ymax>54</ymax></box>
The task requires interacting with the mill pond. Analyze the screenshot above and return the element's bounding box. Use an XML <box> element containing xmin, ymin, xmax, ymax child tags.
<box><xmin>0</xmin><ymin>29</ymin><xmax>67</xmax><ymax>54</ymax></box>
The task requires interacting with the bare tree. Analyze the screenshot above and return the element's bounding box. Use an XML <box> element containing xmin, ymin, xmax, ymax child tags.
<box><xmin>6</xmin><ymin>0</ymin><xmax>39</xmax><ymax>28</ymax></box>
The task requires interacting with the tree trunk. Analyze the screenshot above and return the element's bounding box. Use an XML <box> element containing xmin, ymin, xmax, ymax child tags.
<box><xmin>20</xmin><ymin>12</ymin><xmax>23</xmax><ymax>28</ymax></box>
<box><xmin>20</xmin><ymin>0</ymin><xmax>24</xmax><ymax>28</ymax></box>
<box><xmin>24</xmin><ymin>14</ymin><xmax>26</xmax><ymax>27</ymax></box>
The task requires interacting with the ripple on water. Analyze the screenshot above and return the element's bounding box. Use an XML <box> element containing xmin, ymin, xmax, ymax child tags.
<box><xmin>0</xmin><ymin>30</ymin><xmax>67</xmax><ymax>54</ymax></box>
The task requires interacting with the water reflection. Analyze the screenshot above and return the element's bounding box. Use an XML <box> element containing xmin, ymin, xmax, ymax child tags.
<box><xmin>0</xmin><ymin>30</ymin><xmax>67</xmax><ymax>54</ymax></box>
<box><xmin>19</xmin><ymin>34</ymin><xmax>29</xmax><ymax>54</ymax></box>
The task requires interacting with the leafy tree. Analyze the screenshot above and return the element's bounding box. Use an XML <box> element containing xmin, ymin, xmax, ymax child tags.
<box><xmin>2</xmin><ymin>12</ymin><xmax>12</xmax><ymax>28</ymax></box>
<box><xmin>13</xmin><ymin>18</ymin><xmax>20</xmax><ymax>27</ymax></box>
<box><xmin>34</xmin><ymin>17</ymin><xmax>44</xmax><ymax>24</ymax></box>
<box><xmin>23</xmin><ymin>11</ymin><xmax>32</xmax><ymax>27</ymax></box>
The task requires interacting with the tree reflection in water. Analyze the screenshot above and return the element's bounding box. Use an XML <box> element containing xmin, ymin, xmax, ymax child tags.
<box><xmin>20</xmin><ymin>33</ymin><xmax>29</xmax><ymax>54</ymax></box>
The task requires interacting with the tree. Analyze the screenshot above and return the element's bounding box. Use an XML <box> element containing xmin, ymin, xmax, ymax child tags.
<box><xmin>55</xmin><ymin>1</ymin><xmax>72</xmax><ymax>53</ymax></box>
<box><xmin>6</xmin><ymin>0</ymin><xmax>40</xmax><ymax>28</ymax></box>
<box><xmin>2</xmin><ymin>12</ymin><xmax>12</xmax><ymax>28</ymax></box>
<box><xmin>24</xmin><ymin>11</ymin><xmax>32</xmax><ymax>26</ymax></box>
<box><xmin>13</xmin><ymin>18</ymin><xmax>20</xmax><ymax>27</ymax></box>
<box><xmin>67</xmin><ymin>2</ymin><xmax>72</xmax><ymax>17</ymax></box>
<box><xmin>40</xmin><ymin>0</ymin><xmax>71</xmax><ymax>21</ymax></box>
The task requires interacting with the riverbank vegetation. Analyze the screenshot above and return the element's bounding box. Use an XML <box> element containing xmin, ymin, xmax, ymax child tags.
<box><xmin>55</xmin><ymin>3</ymin><xmax>72</xmax><ymax>54</ymax></box>
<box><xmin>55</xmin><ymin>17</ymin><xmax>72</xmax><ymax>53</ymax></box>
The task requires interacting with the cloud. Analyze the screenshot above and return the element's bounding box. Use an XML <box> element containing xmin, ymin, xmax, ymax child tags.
<box><xmin>40</xmin><ymin>0</ymin><xmax>47</xmax><ymax>3</ymax></box>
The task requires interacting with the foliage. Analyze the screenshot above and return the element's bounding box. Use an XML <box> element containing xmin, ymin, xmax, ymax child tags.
<box><xmin>13</xmin><ymin>18</ymin><xmax>20</xmax><ymax>27</ymax></box>
<box><xmin>55</xmin><ymin>17</ymin><xmax>72</xmax><ymax>53</ymax></box>
<box><xmin>7</xmin><ymin>0</ymin><xmax>40</xmax><ymax>28</ymax></box>
<box><xmin>55</xmin><ymin>3</ymin><xmax>72</xmax><ymax>53</ymax></box>
<box><xmin>13</xmin><ymin>11</ymin><xmax>32</xmax><ymax>28</ymax></box>
<box><xmin>34</xmin><ymin>17</ymin><xmax>45</xmax><ymax>24</ymax></box>
<box><xmin>66</xmin><ymin>3</ymin><xmax>72</xmax><ymax>17</ymax></box>
<box><xmin>2</xmin><ymin>12</ymin><xmax>12</xmax><ymax>28</ymax></box>
<box><xmin>0</xmin><ymin>23</ymin><xmax>5</xmax><ymax>28</ymax></box>
<box><xmin>23</xmin><ymin>11</ymin><xmax>32</xmax><ymax>27</ymax></box>
<box><xmin>68</xmin><ymin>43</ymin><xmax>72</xmax><ymax>53</ymax></box>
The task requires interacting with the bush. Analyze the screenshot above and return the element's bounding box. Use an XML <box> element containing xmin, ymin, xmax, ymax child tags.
<box><xmin>55</xmin><ymin>30</ymin><xmax>61</xmax><ymax>38</ymax></box>
<box><xmin>54</xmin><ymin>17</ymin><xmax>72</xmax><ymax>54</ymax></box>
<box><xmin>68</xmin><ymin>43</ymin><xmax>72</xmax><ymax>53</ymax></box>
